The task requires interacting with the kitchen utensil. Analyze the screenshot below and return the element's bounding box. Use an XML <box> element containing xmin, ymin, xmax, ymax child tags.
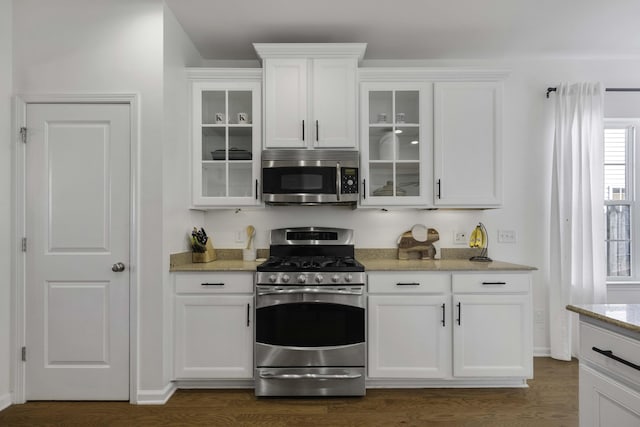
<box><xmin>246</xmin><ymin>225</ymin><xmax>255</xmax><ymax>250</ymax></box>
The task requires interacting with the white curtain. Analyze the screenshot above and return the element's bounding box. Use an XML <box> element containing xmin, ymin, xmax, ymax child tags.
<box><xmin>549</xmin><ymin>82</ymin><xmax>607</xmax><ymax>361</ymax></box>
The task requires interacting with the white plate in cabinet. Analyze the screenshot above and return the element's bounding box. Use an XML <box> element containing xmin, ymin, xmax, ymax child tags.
<box><xmin>174</xmin><ymin>294</ymin><xmax>253</xmax><ymax>379</ymax></box>
<box><xmin>368</xmin><ymin>272</ymin><xmax>450</xmax><ymax>294</ymax></box>
<box><xmin>368</xmin><ymin>294</ymin><xmax>451</xmax><ymax>379</ymax></box>
<box><xmin>175</xmin><ymin>272</ymin><xmax>254</xmax><ymax>294</ymax></box>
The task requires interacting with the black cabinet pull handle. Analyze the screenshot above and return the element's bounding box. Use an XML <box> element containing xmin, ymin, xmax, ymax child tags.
<box><xmin>363</xmin><ymin>179</ymin><xmax>366</xmax><ymax>200</ymax></box>
<box><xmin>437</xmin><ymin>179</ymin><xmax>441</xmax><ymax>199</ymax></box>
<box><xmin>316</xmin><ymin>120</ymin><xmax>319</xmax><ymax>142</ymax></box>
<box><xmin>592</xmin><ymin>347</ymin><xmax>640</xmax><ymax>371</ymax></box>
<box><xmin>441</xmin><ymin>303</ymin><xmax>446</xmax><ymax>327</ymax></box>
<box><xmin>201</xmin><ymin>283</ymin><xmax>224</xmax><ymax>287</ymax></box>
<box><xmin>482</xmin><ymin>281</ymin><xmax>507</xmax><ymax>285</ymax></box>
<box><xmin>456</xmin><ymin>302</ymin><xmax>461</xmax><ymax>325</ymax></box>
<box><xmin>396</xmin><ymin>282</ymin><xmax>420</xmax><ymax>286</ymax></box>
<box><xmin>247</xmin><ymin>303</ymin><xmax>250</xmax><ymax>327</ymax></box>
<box><xmin>302</xmin><ymin>120</ymin><xmax>305</xmax><ymax>141</ymax></box>
<box><xmin>255</xmin><ymin>179</ymin><xmax>259</xmax><ymax>200</ymax></box>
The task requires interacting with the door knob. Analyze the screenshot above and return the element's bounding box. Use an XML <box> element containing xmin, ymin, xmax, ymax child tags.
<box><xmin>112</xmin><ymin>262</ymin><xmax>126</xmax><ymax>272</ymax></box>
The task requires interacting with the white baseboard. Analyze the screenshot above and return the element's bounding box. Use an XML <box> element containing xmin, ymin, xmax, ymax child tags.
<box><xmin>135</xmin><ymin>382</ymin><xmax>177</xmax><ymax>405</ymax></box>
<box><xmin>0</xmin><ymin>393</ymin><xmax>12</xmax><ymax>412</ymax></box>
<box><xmin>534</xmin><ymin>347</ymin><xmax>551</xmax><ymax>357</ymax></box>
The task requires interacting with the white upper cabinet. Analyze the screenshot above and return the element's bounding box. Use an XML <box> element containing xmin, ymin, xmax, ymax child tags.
<box><xmin>359</xmin><ymin>82</ymin><xmax>433</xmax><ymax>206</ymax></box>
<box><xmin>434</xmin><ymin>82</ymin><xmax>503</xmax><ymax>207</ymax></box>
<box><xmin>188</xmin><ymin>69</ymin><xmax>262</xmax><ymax>208</ymax></box>
<box><xmin>255</xmin><ymin>43</ymin><xmax>365</xmax><ymax>149</ymax></box>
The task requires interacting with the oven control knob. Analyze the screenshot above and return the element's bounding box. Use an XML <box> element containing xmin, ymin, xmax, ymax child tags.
<box><xmin>331</xmin><ymin>275</ymin><xmax>340</xmax><ymax>283</ymax></box>
<box><xmin>315</xmin><ymin>274</ymin><xmax>324</xmax><ymax>283</ymax></box>
<box><xmin>297</xmin><ymin>274</ymin><xmax>307</xmax><ymax>283</ymax></box>
<box><xmin>269</xmin><ymin>274</ymin><xmax>278</xmax><ymax>283</ymax></box>
<box><xmin>345</xmin><ymin>274</ymin><xmax>353</xmax><ymax>283</ymax></box>
<box><xmin>282</xmin><ymin>274</ymin><xmax>291</xmax><ymax>283</ymax></box>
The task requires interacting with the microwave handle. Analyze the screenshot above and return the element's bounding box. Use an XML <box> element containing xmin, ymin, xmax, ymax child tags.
<box><xmin>336</xmin><ymin>162</ymin><xmax>341</xmax><ymax>202</ymax></box>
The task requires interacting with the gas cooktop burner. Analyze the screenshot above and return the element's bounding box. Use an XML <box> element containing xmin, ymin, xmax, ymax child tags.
<box><xmin>257</xmin><ymin>255</ymin><xmax>364</xmax><ymax>272</ymax></box>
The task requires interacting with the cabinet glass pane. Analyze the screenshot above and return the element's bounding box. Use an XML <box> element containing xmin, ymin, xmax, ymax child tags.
<box><xmin>369</xmin><ymin>91</ymin><xmax>393</xmax><ymax>124</ymax></box>
<box><xmin>395</xmin><ymin>91</ymin><xmax>419</xmax><ymax>124</ymax></box>
<box><xmin>397</xmin><ymin>126</ymin><xmax>420</xmax><ymax>161</ymax></box>
<box><xmin>396</xmin><ymin>163</ymin><xmax>420</xmax><ymax>197</ymax></box>
<box><xmin>370</xmin><ymin>163</ymin><xmax>394</xmax><ymax>197</ymax></box>
<box><xmin>228</xmin><ymin>91</ymin><xmax>252</xmax><ymax>124</ymax></box>
<box><xmin>228</xmin><ymin>128</ymin><xmax>253</xmax><ymax>160</ymax></box>
<box><xmin>229</xmin><ymin>163</ymin><xmax>253</xmax><ymax>197</ymax></box>
<box><xmin>202</xmin><ymin>163</ymin><xmax>226</xmax><ymax>197</ymax></box>
<box><xmin>203</xmin><ymin>127</ymin><xmax>226</xmax><ymax>160</ymax></box>
<box><xmin>202</xmin><ymin>91</ymin><xmax>226</xmax><ymax>125</ymax></box>
<box><xmin>369</xmin><ymin>127</ymin><xmax>394</xmax><ymax>161</ymax></box>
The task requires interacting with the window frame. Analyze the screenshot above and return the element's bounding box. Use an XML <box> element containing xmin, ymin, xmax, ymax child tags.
<box><xmin>605</xmin><ymin>119</ymin><xmax>639</xmax><ymax>283</ymax></box>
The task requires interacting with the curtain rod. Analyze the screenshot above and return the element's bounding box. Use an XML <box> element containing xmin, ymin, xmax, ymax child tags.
<box><xmin>546</xmin><ymin>87</ymin><xmax>640</xmax><ymax>98</ymax></box>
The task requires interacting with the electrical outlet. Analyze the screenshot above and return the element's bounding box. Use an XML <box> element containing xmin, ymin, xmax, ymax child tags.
<box><xmin>454</xmin><ymin>231</ymin><xmax>467</xmax><ymax>244</ymax></box>
<box><xmin>497</xmin><ymin>229</ymin><xmax>517</xmax><ymax>243</ymax></box>
<box><xmin>235</xmin><ymin>231</ymin><xmax>244</xmax><ymax>243</ymax></box>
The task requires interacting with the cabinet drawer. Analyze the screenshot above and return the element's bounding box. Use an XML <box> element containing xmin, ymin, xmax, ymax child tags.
<box><xmin>580</xmin><ymin>321</ymin><xmax>640</xmax><ymax>385</ymax></box>
<box><xmin>368</xmin><ymin>272</ymin><xmax>450</xmax><ymax>294</ymax></box>
<box><xmin>175</xmin><ymin>272</ymin><xmax>254</xmax><ymax>294</ymax></box>
<box><xmin>452</xmin><ymin>273</ymin><xmax>530</xmax><ymax>293</ymax></box>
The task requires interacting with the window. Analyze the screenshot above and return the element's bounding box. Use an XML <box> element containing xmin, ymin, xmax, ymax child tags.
<box><xmin>604</xmin><ymin>121</ymin><xmax>636</xmax><ymax>280</ymax></box>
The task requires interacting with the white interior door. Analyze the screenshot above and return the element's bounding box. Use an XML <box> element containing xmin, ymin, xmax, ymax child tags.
<box><xmin>25</xmin><ymin>103</ymin><xmax>130</xmax><ymax>400</ymax></box>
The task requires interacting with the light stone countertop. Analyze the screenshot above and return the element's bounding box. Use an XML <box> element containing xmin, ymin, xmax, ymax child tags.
<box><xmin>566</xmin><ymin>304</ymin><xmax>640</xmax><ymax>334</ymax></box>
<box><xmin>170</xmin><ymin>248</ymin><xmax>536</xmax><ymax>273</ymax></box>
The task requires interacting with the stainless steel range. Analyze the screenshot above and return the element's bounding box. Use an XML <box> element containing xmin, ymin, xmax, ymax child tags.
<box><xmin>254</xmin><ymin>227</ymin><xmax>366</xmax><ymax>397</ymax></box>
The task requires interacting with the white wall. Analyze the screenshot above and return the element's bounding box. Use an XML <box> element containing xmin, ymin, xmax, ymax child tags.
<box><xmin>204</xmin><ymin>56</ymin><xmax>640</xmax><ymax>355</ymax></box>
<box><xmin>13</xmin><ymin>0</ymin><xmax>167</xmax><ymax>395</ymax></box>
<box><xmin>0</xmin><ymin>0</ymin><xmax>12</xmax><ymax>411</ymax></box>
<box><xmin>162</xmin><ymin>3</ymin><xmax>202</xmax><ymax>386</ymax></box>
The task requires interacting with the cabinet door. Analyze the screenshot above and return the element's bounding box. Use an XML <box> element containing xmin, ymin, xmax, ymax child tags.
<box><xmin>453</xmin><ymin>293</ymin><xmax>532</xmax><ymax>377</ymax></box>
<box><xmin>264</xmin><ymin>58</ymin><xmax>308</xmax><ymax>148</ymax></box>
<box><xmin>368</xmin><ymin>295</ymin><xmax>450</xmax><ymax>378</ymax></box>
<box><xmin>360</xmin><ymin>83</ymin><xmax>433</xmax><ymax>206</ymax></box>
<box><xmin>312</xmin><ymin>58</ymin><xmax>357</xmax><ymax>148</ymax></box>
<box><xmin>192</xmin><ymin>81</ymin><xmax>261</xmax><ymax>207</ymax></box>
<box><xmin>434</xmin><ymin>82</ymin><xmax>502</xmax><ymax>207</ymax></box>
<box><xmin>175</xmin><ymin>295</ymin><xmax>253</xmax><ymax>379</ymax></box>
<box><xmin>580</xmin><ymin>364</ymin><xmax>640</xmax><ymax>427</ymax></box>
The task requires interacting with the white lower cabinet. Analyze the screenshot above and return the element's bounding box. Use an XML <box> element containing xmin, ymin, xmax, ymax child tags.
<box><xmin>452</xmin><ymin>273</ymin><xmax>533</xmax><ymax>378</ymax></box>
<box><xmin>174</xmin><ymin>273</ymin><xmax>253</xmax><ymax>379</ymax></box>
<box><xmin>368</xmin><ymin>294</ymin><xmax>451</xmax><ymax>378</ymax></box>
<box><xmin>367</xmin><ymin>271</ymin><xmax>533</xmax><ymax>384</ymax></box>
<box><xmin>578</xmin><ymin>319</ymin><xmax>640</xmax><ymax>426</ymax></box>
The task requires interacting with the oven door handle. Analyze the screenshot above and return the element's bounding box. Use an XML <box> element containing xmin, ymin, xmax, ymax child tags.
<box><xmin>259</xmin><ymin>372</ymin><xmax>362</xmax><ymax>380</ymax></box>
<box><xmin>257</xmin><ymin>288</ymin><xmax>363</xmax><ymax>296</ymax></box>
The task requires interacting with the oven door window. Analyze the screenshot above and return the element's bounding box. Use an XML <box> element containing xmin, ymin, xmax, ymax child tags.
<box><xmin>256</xmin><ymin>302</ymin><xmax>364</xmax><ymax>347</ymax></box>
<box><xmin>263</xmin><ymin>167</ymin><xmax>337</xmax><ymax>195</ymax></box>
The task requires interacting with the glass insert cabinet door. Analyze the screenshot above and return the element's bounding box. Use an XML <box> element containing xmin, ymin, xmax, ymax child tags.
<box><xmin>360</xmin><ymin>83</ymin><xmax>432</xmax><ymax>206</ymax></box>
<box><xmin>192</xmin><ymin>81</ymin><xmax>261</xmax><ymax>207</ymax></box>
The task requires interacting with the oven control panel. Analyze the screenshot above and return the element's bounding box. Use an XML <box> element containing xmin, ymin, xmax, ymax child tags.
<box><xmin>256</xmin><ymin>272</ymin><xmax>366</xmax><ymax>287</ymax></box>
<box><xmin>341</xmin><ymin>168</ymin><xmax>359</xmax><ymax>194</ymax></box>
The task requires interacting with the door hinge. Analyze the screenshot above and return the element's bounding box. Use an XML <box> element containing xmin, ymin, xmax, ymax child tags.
<box><xmin>22</xmin><ymin>237</ymin><xmax>27</xmax><ymax>252</ymax></box>
<box><xmin>21</xmin><ymin>346</ymin><xmax>26</xmax><ymax>362</ymax></box>
<box><xmin>20</xmin><ymin>127</ymin><xmax>27</xmax><ymax>143</ymax></box>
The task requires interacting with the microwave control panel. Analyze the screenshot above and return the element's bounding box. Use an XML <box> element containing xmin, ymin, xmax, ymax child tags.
<box><xmin>341</xmin><ymin>168</ymin><xmax>359</xmax><ymax>194</ymax></box>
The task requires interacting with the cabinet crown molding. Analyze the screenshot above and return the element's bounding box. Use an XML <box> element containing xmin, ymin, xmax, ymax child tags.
<box><xmin>253</xmin><ymin>43</ymin><xmax>367</xmax><ymax>63</ymax></box>
<box><xmin>358</xmin><ymin>67</ymin><xmax>511</xmax><ymax>82</ymax></box>
<box><xmin>186</xmin><ymin>68</ymin><xmax>263</xmax><ymax>81</ymax></box>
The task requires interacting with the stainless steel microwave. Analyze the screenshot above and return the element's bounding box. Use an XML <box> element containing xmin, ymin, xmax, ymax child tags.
<box><xmin>261</xmin><ymin>150</ymin><xmax>359</xmax><ymax>205</ymax></box>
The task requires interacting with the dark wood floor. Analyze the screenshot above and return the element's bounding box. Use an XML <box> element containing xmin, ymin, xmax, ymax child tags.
<box><xmin>0</xmin><ymin>357</ymin><xmax>578</xmax><ymax>426</ymax></box>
